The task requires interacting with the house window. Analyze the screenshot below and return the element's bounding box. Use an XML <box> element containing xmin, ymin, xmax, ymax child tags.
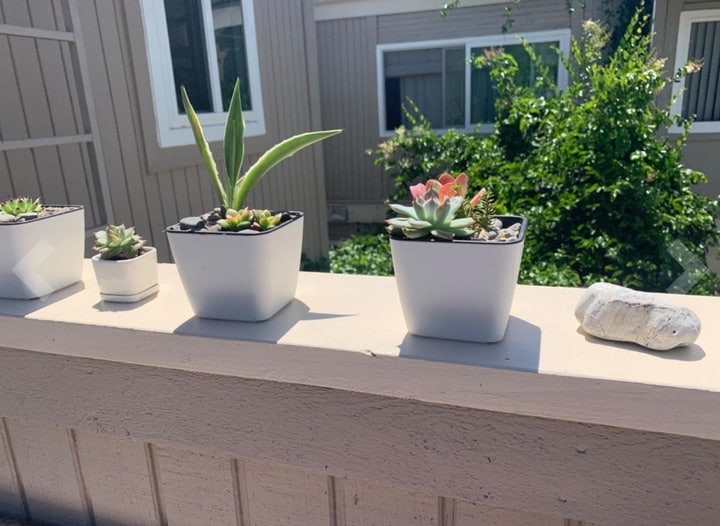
<box><xmin>377</xmin><ymin>30</ymin><xmax>570</xmax><ymax>135</ymax></box>
<box><xmin>141</xmin><ymin>0</ymin><xmax>265</xmax><ymax>148</ymax></box>
<box><xmin>672</xmin><ymin>10</ymin><xmax>720</xmax><ymax>133</ymax></box>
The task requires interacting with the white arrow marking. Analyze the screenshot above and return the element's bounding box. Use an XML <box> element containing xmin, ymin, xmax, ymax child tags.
<box><xmin>667</xmin><ymin>240</ymin><xmax>707</xmax><ymax>294</ymax></box>
<box><xmin>12</xmin><ymin>239</ymin><xmax>55</xmax><ymax>298</ymax></box>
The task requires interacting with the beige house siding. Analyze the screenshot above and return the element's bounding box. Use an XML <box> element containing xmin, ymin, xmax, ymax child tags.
<box><xmin>0</xmin><ymin>0</ymin><xmax>106</xmax><ymax>232</ymax></box>
<box><xmin>317</xmin><ymin>0</ymin><xmax>616</xmax><ymax>217</ymax></box>
<box><xmin>654</xmin><ymin>0</ymin><xmax>720</xmax><ymax>199</ymax></box>
<box><xmin>0</xmin><ymin>0</ymin><xmax>331</xmax><ymax>261</ymax></box>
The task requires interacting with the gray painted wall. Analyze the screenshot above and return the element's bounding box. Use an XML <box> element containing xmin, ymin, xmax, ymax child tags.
<box><xmin>0</xmin><ymin>0</ymin><xmax>332</xmax><ymax>261</ymax></box>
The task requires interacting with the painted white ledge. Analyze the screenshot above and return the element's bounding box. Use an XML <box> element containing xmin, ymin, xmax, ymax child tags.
<box><xmin>1</xmin><ymin>260</ymin><xmax>718</xmax><ymax>393</ymax></box>
<box><xmin>1</xmin><ymin>261</ymin><xmax>719</xmax><ymax>525</ymax></box>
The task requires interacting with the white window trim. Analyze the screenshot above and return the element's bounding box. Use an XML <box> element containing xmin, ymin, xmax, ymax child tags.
<box><xmin>140</xmin><ymin>0</ymin><xmax>266</xmax><ymax>148</ymax></box>
<box><xmin>670</xmin><ymin>9</ymin><xmax>720</xmax><ymax>134</ymax></box>
<box><xmin>376</xmin><ymin>29</ymin><xmax>571</xmax><ymax>137</ymax></box>
<box><xmin>315</xmin><ymin>0</ymin><xmax>504</xmax><ymax>22</ymax></box>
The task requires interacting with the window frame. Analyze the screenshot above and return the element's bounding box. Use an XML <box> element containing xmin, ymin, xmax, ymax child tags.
<box><xmin>140</xmin><ymin>0</ymin><xmax>266</xmax><ymax>148</ymax></box>
<box><xmin>671</xmin><ymin>9</ymin><xmax>720</xmax><ymax>134</ymax></box>
<box><xmin>376</xmin><ymin>29</ymin><xmax>571</xmax><ymax>137</ymax></box>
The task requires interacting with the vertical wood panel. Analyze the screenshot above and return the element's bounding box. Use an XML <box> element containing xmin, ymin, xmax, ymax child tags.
<box><xmin>249</xmin><ymin>0</ymin><xmax>328</xmax><ymax>259</ymax></box>
<box><xmin>155</xmin><ymin>445</ymin><xmax>238</xmax><ymax>525</ymax></box>
<box><xmin>245</xmin><ymin>460</ymin><xmax>330</xmax><ymax>526</ymax></box>
<box><xmin>317</xmin><ymin>17</ymin><xmax>385</xmax><ymax>204</ymax></box>
<box><xmin>73</xmin><ymin>430</ymin><xmax>156</xmax><ymax>526</ymax></box>
<box><xmin>337</xmin><ymin>478</ymin><xmax>438</xmax><ymax>526</ymax></box>
<box><xmin>0</xmin><ymin>418</ymin><xmax>25</xmax><ymax>520</ymax></box>
<box><xmin>3</xmin><ymin>152</ymin><xmax>42</xmax><ymax>199</ymax></box>
<box><xmin>6</xmin><ymin>420</ymin><xmax>89</xmax><ymax>525</ymax></box>
<box><xmin>58</xmin><ymin>143</ymin><xmax>99</xmax><ymax>226</ymax></box>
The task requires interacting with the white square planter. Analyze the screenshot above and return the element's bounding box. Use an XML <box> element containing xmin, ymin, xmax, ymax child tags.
<box><xmin>0</xmin><ymin>206</ymin><xmax>84</xmax><ymax>299</ymax></box>
<box><xmin>91</xmin><ymin>247</ymin><xmax>159</xmax><ymax>303</ymax></box>
<box><xmin>166</xmin><ymin>212</ymin><xmax>304</xmax><ymax>321</ymax></box>
<box><xmin>390</xmin><ymin>215</ymin><xmax>527</xmax><ymax>343</ymax></box>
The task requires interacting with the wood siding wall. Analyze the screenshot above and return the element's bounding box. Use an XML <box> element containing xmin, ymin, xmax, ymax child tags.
<box><xmin>654</xmin><ymin>0</ymin><xmax>720</xmax><ymax>198</ymax></box>
<box><xmin>0</xmin><ymin>417</ymin><xmax>577</xmax><ymax>526</ymax></box>
<box><xmin>317</xmin><ymin>0</ymin><xmax>611</xmax><ymax>208</ymax></box>
<box><xmin>0</xmin><ymin>0</ymin><xmax>106</xmax><ymax>233</ymax></box>
<box><xmin>0</xmin><ymin>0</ymin><xmax>331</xmax><ymax>261</ymax></box>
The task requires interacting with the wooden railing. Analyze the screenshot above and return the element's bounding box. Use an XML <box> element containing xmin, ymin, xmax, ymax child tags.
<box><xmin>0</xmin><ymin>262</ymin><xmax>718</xmax><ymax>525</ymax></box>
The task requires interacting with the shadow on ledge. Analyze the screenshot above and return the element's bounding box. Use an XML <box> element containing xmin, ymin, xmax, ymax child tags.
<box><xmin>398</xmin><ymin>316</ymin><xmax>543</xmax><ymax>372</ymax></box>
<box><xmin>0</xmin><ymin>281</ymin><xmax>85</xmax><ymax>317</ymax></box>
<box><xmin>576</xmin><ymin>327</ymin><xmax>706</xmax><ymax>362</ymax></box>
<box><xmin>173</xmin><ymin>298</ymin><xmax>351</xmax><ymax>344</ymax></box>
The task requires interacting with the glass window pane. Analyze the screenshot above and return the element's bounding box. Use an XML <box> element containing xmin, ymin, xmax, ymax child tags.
<box><xmin>384</xmin><ymin>47</ymin><xmax>463</xmax><ymax>131</ymax></box>
<box><xmin>384</xmin><ymin>48</ymin><xmax>443</xmax><ymax>129</ymax></box>
<box><xmin>684</xmin><ymin>21</ymin><xmax>720</xmax><ymax>121</ymax></box>
<box><xmin>212</xmin><ymin>0</ymin><xmax>252</xmax><ymax>111</ymax></box>
<box><xmin>444</xmin><ymin>47</ymin><xmax>465</xmax><ymax>127</ymax></box>
<box><xmin>164</xmin><ymin>0</ymin><xmax>212</xmax><ymax>113</ymax></box>
<box><xmin>470</xmin><ymin>41</ymin><xmax>559</xmax><ymax>125</ymax></box>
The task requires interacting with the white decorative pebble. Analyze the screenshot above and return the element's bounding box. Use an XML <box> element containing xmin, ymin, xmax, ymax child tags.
<box><xmin>574</xmin><ymin>282</ymin><xmax>701</xmax><ymax>351</ymax></box>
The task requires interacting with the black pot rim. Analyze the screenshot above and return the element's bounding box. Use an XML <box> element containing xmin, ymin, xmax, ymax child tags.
<box><xmin>165</xmin><ymin>210</ymin><xmax>304</xmax><ymax>236</ymax></box>
<box><xmin>0</xmin><ymin>204</ymin><xmax>83</xmax><ymax>226</ymax></box>
<box><xmin>389</xmin><ymin>214</ymin><xmax>528</xmax><ymax>245</ymax></box>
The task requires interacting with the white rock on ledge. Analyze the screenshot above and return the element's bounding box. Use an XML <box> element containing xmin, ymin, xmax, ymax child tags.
<box><xmin>574</xmin><ymin>282</ymin><xmax>701</xmax><ymax>351</ymax></box>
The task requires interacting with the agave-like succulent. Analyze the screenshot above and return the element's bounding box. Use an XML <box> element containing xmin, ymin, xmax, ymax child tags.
<box><xmin>181</xmin><ymin>79</ymin><xmax>342</xmax><ymax>228</ymax></box>
<box><xmin>386</xmin><ymin>173</ymin><xmax>489</xmax><ymax>240</ymax></box>
<box><xmin>93</xmin><ymin>224</ymin><xmax>146</xmax><ymax>260</ymax></box>
<box><xmin>1</xmin><ymin>197</ymin><xmax>43</xmax><ymax>217</ymax></box>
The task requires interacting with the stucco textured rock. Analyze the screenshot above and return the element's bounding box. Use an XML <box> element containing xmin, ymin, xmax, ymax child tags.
<box><xmin>575</xmin><ymin>282</ymin><xmax>701</xmax><ymax>351</ymax></box>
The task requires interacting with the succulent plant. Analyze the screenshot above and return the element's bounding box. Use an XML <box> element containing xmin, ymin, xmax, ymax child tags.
<box><xmin>253</xmin><ymin>209</ymin><xmax>282</xmax><ymax>230</ymax></box>
<box><xmin>386</xmin><ymin>172</ymin><xmax>491</xmax><ymax>241</ymax></box>
<box><xmin>93</xmin><ymin>224</ymin><xmax>146</xmax><ymax>260</ymax></box>
<box><xmin>1</xmin><ymin>197</ymin><xmax>43</xmax><ymax>217</ymax></box>
<box><xmin>219</xmin><ymin>208</ymin><xmax>254</xmax><ymax>231</ymax></box>
<box><xmin>181</xmin><ymin>79</ymin><xmax>342</xmax><ymax>229</ymax></box>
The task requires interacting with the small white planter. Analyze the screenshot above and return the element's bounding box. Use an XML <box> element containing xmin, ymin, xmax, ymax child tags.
<box><xmin>166</xmin><ymin>212</ymin><xmax>304</xmax><ymax>321</ymax></box>
<box><xmin>91</xmin><ymin>247</ymin><xmax>159</xmax><ymax>303</ymax></box>
<box><xmin>390</xmin><ymin>215</ymin><xmax>527</xmax><ymax>343</ymax></box>
<box><xmin>0</xmin><ymin>206</ymin><xmax>84</xmax><ymax>299</ymax></box>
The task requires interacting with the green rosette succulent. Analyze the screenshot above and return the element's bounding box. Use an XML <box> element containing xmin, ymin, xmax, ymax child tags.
<box><xmin>93</xmin><ymin>224</ymin><xmax>146</xmax><ymax>260</ymax></box>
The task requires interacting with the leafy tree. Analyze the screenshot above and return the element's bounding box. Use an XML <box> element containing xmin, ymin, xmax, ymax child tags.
<box><xmin>372</xmin><ymin>9</ymin><xmax>720</xmax><ymax>293</ymax></box>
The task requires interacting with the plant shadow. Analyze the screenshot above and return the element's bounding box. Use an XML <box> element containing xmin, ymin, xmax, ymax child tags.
<box><xmin>575</xmin><ymin>326</ymin><xmax>705</xmax><ymax>362</ymax></box>
<box><xmin>398</xmin><ymin>316</ymin><xmax>543</xmax><ymax>372</ymax></box>
<box><xmin>173</xmin><ymin>298</ymin><xmax>351</xmax><ymax>344</ymax></box>
<box><xmin>0</xmin><ymin>280</ymin><xmax>85</xmax><ymax>317</ymax></box>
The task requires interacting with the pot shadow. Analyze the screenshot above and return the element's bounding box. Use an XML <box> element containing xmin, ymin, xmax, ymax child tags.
<box><xmin>575</xmin><ymin>326</ymin><xmax>705</xmax><ymax>362</ymax></box>
<box><xmin>173</xmin><ymin>298</ymin><xmax>351</xmax><ymax>344</ymax></box>
<box><xmin>91</xmin><ymin>290</ymin><xmax>160</xmax><ymax>312</ymax></box>
<box><xmin>0</xmin><ymin>280</ymin><xmax>85</xmax><ymax>317</ymax></box>
<box><xmin>398</xmin><ymin>316</ymin><xmax>543</xmax><ymax>372</ymax></box>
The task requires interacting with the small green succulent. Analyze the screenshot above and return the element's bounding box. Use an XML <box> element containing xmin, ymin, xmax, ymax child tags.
<box><xmin>219</xmin><ymin>207</ymin><xmax>254</xmax><ymax>231</ymax></box>
<box><xmin>217</xmin><ymin>208</ymin><xmax>282</xmax><ymax>232</ymax></box>
<box><xmin>93</xmin><ymin>224</ymin><xmax>146</xmax><ymax>260</ymax></box>
<box><xmin>1</xmin><ymin>197</ymin><xmax>43</xmax><ymax>217</ymax></box>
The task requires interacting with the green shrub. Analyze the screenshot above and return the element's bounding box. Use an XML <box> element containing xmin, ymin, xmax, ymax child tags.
<box><xmin>329</xmin><ymin>233</ymin><xmax>394</xmax><ymax>276</ymax></box>
<box><xmin>371</xmin><ymin>8</ymin><xmax>720</xmax><ymax>294</ymax></box>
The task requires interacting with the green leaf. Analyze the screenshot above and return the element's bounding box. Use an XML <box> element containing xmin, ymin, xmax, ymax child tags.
<box><xmin>181</xmin><ymin>85</ymin><xmax>228</xmax><ymax>208</ymax></box>
<box><xmin>231</xmin><ymin>129</ymin><xmax>342</xmax><ymax>210</ymax></box>
<box><xmin>224</xmin><ymin>79</ymin><xmax>245</xmax><ymax>192</ymax></box>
